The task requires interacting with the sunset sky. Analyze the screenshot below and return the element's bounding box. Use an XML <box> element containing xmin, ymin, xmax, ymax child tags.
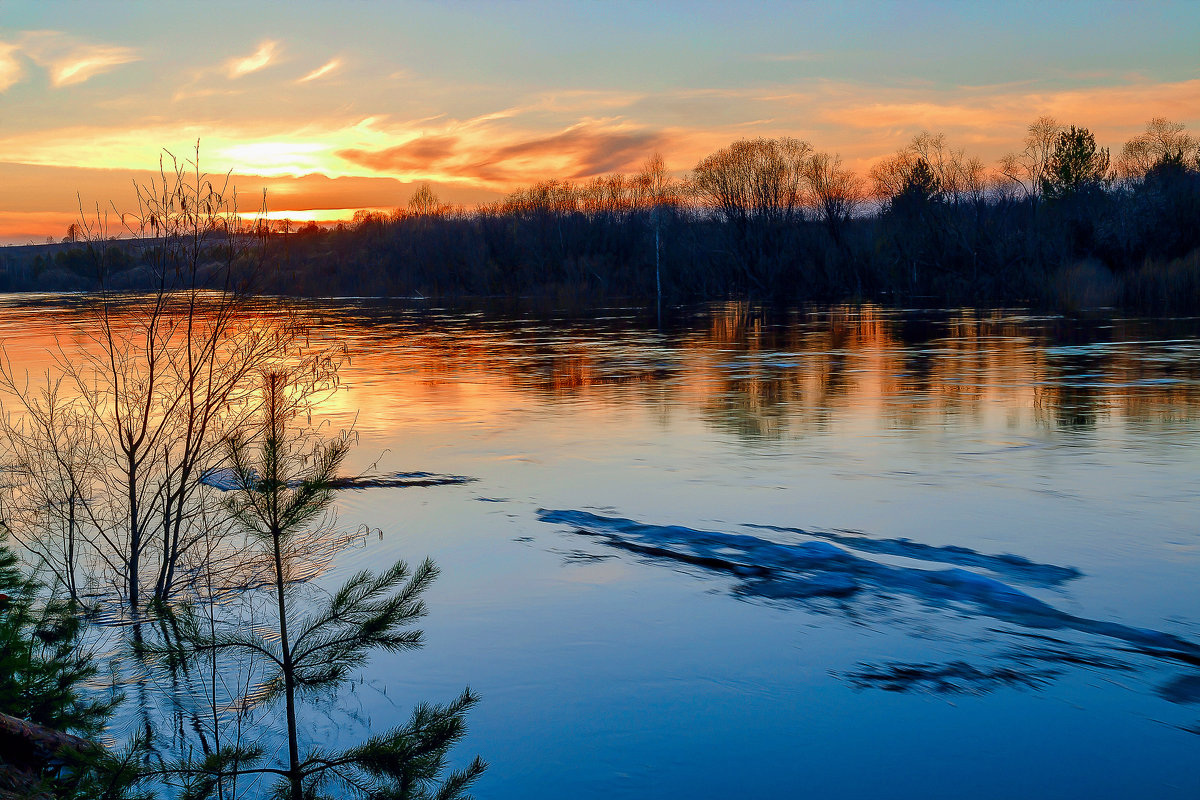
<box><xmin>3</xmin><ymin>0</ymin><xmax>1199</xmax><ymax>243</ymax></box>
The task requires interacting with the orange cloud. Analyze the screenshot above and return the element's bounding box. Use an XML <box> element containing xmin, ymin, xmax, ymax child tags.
<box><xmin>336</xmin><ymin>124</ymin><xmax>672</xmax><ymax>187</ymax></box>
<box><xmin>489</xmin><ymin>126</ymin><xmax>669</xmax><ymax>178</ymax></box>
<box><xmin>817</xmin><ymin>78</ymin><xmax>1200</xmax><ymax>155</ymax></box>
<box><xmin>336</xmin><ymin>135</ymin><xmax>458</xmax><ymax>172</ymax></box>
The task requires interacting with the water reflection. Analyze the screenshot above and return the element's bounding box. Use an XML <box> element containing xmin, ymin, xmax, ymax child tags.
<box><xmin>4</xmin><ymin>297</ymin><xmax>1197</xmax><ymax>443</ymax></box>
<box><xmin>2</xmin><ymin>296</ymin><xmax>1199</xmax><ymax>796</ymax></box>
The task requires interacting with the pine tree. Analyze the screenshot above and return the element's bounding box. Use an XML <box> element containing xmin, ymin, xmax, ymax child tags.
<box><xmin>1041</xmin><ymin>126</ymin><xmax>1111</xmax><ymax>201</ymax></box>
<box><xmin>0</xmin><ymin>537</ymin><xmax>145</xmax><ymax>799</ymax></box>
<box><xmin>174</xmin><ymin>371</ymin><xmax>484</xmax><ymax>800</ymax></box>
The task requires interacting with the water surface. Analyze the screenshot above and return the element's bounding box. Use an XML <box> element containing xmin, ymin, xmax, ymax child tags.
<box><xmin>3</xmin><ymin>298</ymin><xmax>1198</xmax><ymax>799</ymax></box>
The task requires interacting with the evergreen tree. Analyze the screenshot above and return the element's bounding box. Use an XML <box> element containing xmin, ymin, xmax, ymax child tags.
<box><xmin>173</xmin><ymin>371</ymin><xmax>484</xmax><ymax>800</ymax></box>
<box><xmin>0</xmin><ymin>537</ymin><xmax>145</xmax><ymax>799</ymax></box>
<box><xmin>1041</xmin><ymin>126</ymin><xmax>1110</xmax><ymax>201</ymax></box>
<box><xmin>889</xmin><ymin>157</ymin><xmax>942</xmax><ymax>215</ymax></box>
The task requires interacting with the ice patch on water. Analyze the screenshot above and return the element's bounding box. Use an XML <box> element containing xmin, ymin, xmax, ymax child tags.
<box><xmin>744</xmin><ymin>523</ymin><xmax>1080</xmax><ymax>587</ymax></box>
<box><xmin>536</xmin><ymin>509</ymin><xmax>1199</xmax><ymax>658</ymax></box>
<box><xmin>200</xmin><ymin>468</ymin><xmax>475</xmax><ymax>492</ymax></box>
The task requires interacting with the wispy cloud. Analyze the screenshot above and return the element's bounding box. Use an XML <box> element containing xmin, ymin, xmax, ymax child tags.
<box><xmin>226</xmin><ymin>40</ymin><xmax>278</xmax><ymax>78</ymax></box>
<box><xmin>337</xmin><ymin>135</ymin><xmax>459</xmax><ymax>172</ymax></box>
<box><xmin>170</xmin><ymin>86</ymin><xmax>243</xmax><ymax>103</ymax></box>
<box><xmin>3</xmin><ymin>69</ymin><xmax>1198</xmax><ymax>202</ymax></box>
<box><xmin>817</xmin><ymin>79</ymin><xmax>1200</xmax><ymax>139</ymax></box>
<box><xmin>50</xmin><ymin>44</ymin><xmax>139</xmax><ymax>86</ymax></box>
<box><xmin>2</xmin><ymin>33</ymin><xmax>139</xmax><ymax>89</ymax></box>
<box><xmin>298</xmin><ymin>57</ymin><xmax>341</xmax><ymax>83</ymax></box>
<box><xmin>484</xmin><ymin>125</ymin><xmax>669</xmax><ymax>180</ymax></box>
<box><xmin>336</xmin><ymin>122</ymin><xmax>673</xmax><ymax>186</ymax></box>
<box><xmin>0</xmin><ymin>42</ymin><xmax>22</xmax><ymax>91</ymax></box>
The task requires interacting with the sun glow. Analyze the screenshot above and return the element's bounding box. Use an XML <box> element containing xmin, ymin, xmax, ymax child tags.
<box><xmin>3</xmin><ymin>4</ymin><xmax>1198</xmax><ymax>247</ymax></box>
<box><xmin>237</xmin><ymin>207</ymin><xmax>395</xmax><ymax>224</ymax></box>
<box><xmin>214</xmin><ymin>141</ymin><xmax>333</xmax><ymax>177</ymax></box>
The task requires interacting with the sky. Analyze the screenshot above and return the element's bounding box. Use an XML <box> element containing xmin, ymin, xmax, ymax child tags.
<box><xmin>3</xmin><ymin>0</ymin><xmax>1199</xmax><ymax>243</ymax></box>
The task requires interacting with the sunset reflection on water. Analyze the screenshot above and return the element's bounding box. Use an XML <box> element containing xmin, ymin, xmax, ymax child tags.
<box><xmin>8</xmin><ymin>297</ymin><xmax>1194</xmax><ymax>440</ymax></box>
<box><xmin>2</xmin><ymin>295</ymin><xmax>1198</xmax><ymax>800</ymax></box>
<box><xmin>278</xmin><ymin>300</ymin><xmax>1200</xmax><ymax>443</ymax></box>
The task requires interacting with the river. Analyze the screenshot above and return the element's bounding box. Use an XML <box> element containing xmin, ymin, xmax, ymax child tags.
<box><xmin>2</xmin><ymin>297</ymin><xmax>1197</xmax><ymax>799</ymax></box>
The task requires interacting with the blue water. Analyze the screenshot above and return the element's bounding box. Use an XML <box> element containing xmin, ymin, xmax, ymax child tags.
<box><xmin>4</xmin><ymin>300</ymin><xmax>1197</xmax><ymax>798</ymax></box>
<box><xmin>305</xmin><ymin>303</ymin><xmax>1200</xmax><ymax>800</ymax></box>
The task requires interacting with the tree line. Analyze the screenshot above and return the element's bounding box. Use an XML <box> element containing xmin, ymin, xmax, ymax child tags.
<box><xmin>5</xmin><ymin>116</ymin><xmax>1200</xmax><ymax>311</ymax></box>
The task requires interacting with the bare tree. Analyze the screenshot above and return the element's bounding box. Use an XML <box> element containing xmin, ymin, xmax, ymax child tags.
<box><xmin>803</xmin><ymin>151</ymin><xmax>864</xmax><ymax>243</ymax></box>
<box><xmin>692</xmin><ymin>137</ymin><xmax>812</xmax><ymax>226</ymax></box>
<box><xmin>0</xmin><ymin>375</ymin><xmax>102</xmax><ymax>603</ymax></box>
<box><xmin>691</xmin><ymin>138</ymin><xmax>812</xmax><ymax>292</ymax></box>
<box><xmin>999</xmin><ymin>116</ymin><xmax>1063</xmax><ymax>202</ymax></box>
<box><xmin>635</xmin><ymin>152</ymin><xmax>680</xmax><ymax>209</ymax></box>
<box><xmin>1117</xmin><ymin>118</ymin><xmax>1199</xmax><ymax>179</ymax></box>
<box><xmin>406</xmin><ymin>183</ymin><xmax>445</xmax><ymax>217</ymax></box>
<box><xmin>577</xmin><ymin>174</ymin><xmax>628</xmax><ymax>219</ymax></box>
<box><xmin>0</xmin><ymin>144</ymin><xmax>341</xmax><ymax>613</ymax></box>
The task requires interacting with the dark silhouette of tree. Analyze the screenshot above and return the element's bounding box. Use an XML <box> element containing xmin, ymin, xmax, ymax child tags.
<box><xmin>1112</xmin><ymin>121</ymin><xmax>1200</xmax><ymax>263</ymax></box>
<box><xmin>803</xmin><ymin>151</ymin><xmax>863</xmax><ymax>243</ymax></box>
<box><xmin>1000</xmin><ymin>116</ymin><xmax>1062</xmax><ymax>202</ymax></box>
<box><xmin>407</xmin><ymin>183</ymin><xmax>444</xmax><ymax>217</ymax></box>
<box><xmin>692</xmin><ymin>137</ymin><xmax>811</xmax><ymax>226</ymax></box>
<box><xmin>691</xmin><ymin>137</ymin><xmax>812</xmax><ymax>292</ymax></box>
<box><xmin>62</xmin><ymin>223</ymin><xmax>83</xmax><ymax>244</ymax></box>
<box><xmin>1041</xmin><ymin>126</ymin><xmax>1110</xmax><ymax>201</ymax></box>
<box><xmin>889</xmin><ymin>157</ymin><xmax>941</xmax><ymax>212</ymax></box>
<box><xmin>874</xmin><ymin>156</ymin><xmax>943</xmax><ymax>293</ymax></box>
<box><xmin>1118</xmin><ymin>118</ymin><xmax>1199</xmax><ymax>179</ymax></box>
<box><xmin>873</xmin><ymin>145</ymin><xmax>940</xmax><ymax>205</ymax></box>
